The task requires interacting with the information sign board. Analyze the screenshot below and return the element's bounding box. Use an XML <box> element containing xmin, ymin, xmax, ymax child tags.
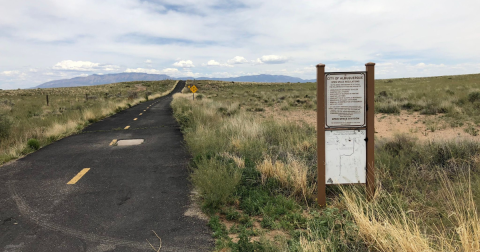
<box><xmin>325</xmin><ymin>130</ymin><xmax>366</xmax><ymax>184</ymax></box>
<box><xmin>326</xmin><ymin>73</ymin><xmax>366</xmax><ymax>128</ymax></box>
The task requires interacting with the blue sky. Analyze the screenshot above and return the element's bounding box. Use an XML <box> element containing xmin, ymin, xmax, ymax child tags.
<box><xmin>0</xmin><ymin>0</ymin><xmax>479</xmax><ymax>89</ymax></box>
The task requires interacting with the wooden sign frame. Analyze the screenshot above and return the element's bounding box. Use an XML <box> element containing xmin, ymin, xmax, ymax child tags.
<box><xmin>316</xmin><ymin>63</ymin><xmax>375</xmax><ymax>206</ymax></box>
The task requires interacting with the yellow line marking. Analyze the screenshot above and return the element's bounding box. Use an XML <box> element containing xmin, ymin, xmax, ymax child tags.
<box><xmin>144</xmin><ymin>110</ymin><xmax>146</xmax><ymax>111</ymax></box>
<box><xmin>139</xmin><ymin>113</ymin><xmax>143</xmax><ymax>115</ymax></box>
<box><xmin>109</xmin><ymin>139</ymin><xmax>117</xmax><ymax>146</ymax></box>
<box><xmin>134</xmin><ymin>118</ymin><xmax>137</xmax><ymax>121</ymax></box>
<box><xmin>124</xmin><ymin>126</ymin><xmax>130</xmax><ymax>129</ymax></box>
<box><xmin>67</xmin><ymin>168</ymin><xmax>90</xmax><ymax>184</ymax></box>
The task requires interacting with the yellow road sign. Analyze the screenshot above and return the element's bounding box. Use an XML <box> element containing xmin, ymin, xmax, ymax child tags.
<box><xmin>190</xmin><ymin>85</ymin><xmax>198</xmax><ymax>93</ymax></box>
<box><xmin>187</xmin><ymin>85</ymin><xmax>191</xmax><ymax>89</ymax></box>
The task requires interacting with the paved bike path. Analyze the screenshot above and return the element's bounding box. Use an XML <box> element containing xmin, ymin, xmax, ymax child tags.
<box><xmin>0</xmin><ymin>81</ymin><xmax>213</xmax><ymax>252</ymax></box>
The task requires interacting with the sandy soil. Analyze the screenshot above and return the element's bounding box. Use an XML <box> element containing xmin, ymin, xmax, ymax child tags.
<box><xmin>218</xmin><ymin>214</ymin><xmax>290</xmax><ymax>244</ymax></box>
<box><xmin>259</xmin><ymin>106</ymin><xmax>480</xmax><ymax>142</ymax></box>
<box><xmin>135</xmin><ymin>84</ymin><xmax>147</xmax><ymax>91</ymax></box>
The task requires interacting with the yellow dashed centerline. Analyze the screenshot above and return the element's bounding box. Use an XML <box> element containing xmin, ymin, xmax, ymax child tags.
<box><xmin>144</xmin><ymin>110</ymin><xmax>146</xmax><ymax>112</ymax></box>
<box><xmin>134</xmin><ymin>118</ymin><xmax>137</xmax><ymax>121</ymax></box>
<box><xmin>67</xmin><ymin>168</ymin><xmax>90</xmax><ymax>185</ymax></box>
<box><xmin>139</xmin><ymin>113</ymin><xmax>143</xmax><ymax>115</ymax></box>
<box><xmin>109</xmin><ymin>139</ymin><xmax>117</xmax><ymax>146</ymax></box>
<box><xmin>124</xmin><ymin>126</ymin><xmax>130</xmax><ymax>129</ymax></box>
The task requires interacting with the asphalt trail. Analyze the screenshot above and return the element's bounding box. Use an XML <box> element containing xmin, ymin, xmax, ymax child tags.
<box><xmin>0</xmin><ymin>81</ymin><xmax>213</xmax><ymax>252</ymax></box>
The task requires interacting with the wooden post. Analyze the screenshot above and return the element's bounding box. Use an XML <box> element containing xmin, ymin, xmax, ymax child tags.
<box><xmin>316</xmin><ymin>64</ymin><xmax>326</xmax><ymax>206</ymax></box>
<box><xmin>85</xmin><ymin>94</ymin><xmax>88</xmax><ymax>101</ymax></box>
<box><xmin>46</xmin><ymin>95</ymin><xmax>49</xmax><ymax>106</ymax></box>
<box><xmin>365</xmin><ymin>62</ymin><xmax>376</xmax><ymax>200</ymax></box>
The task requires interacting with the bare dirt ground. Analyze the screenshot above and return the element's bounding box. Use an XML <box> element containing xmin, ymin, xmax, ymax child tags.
<box><xmin>135</xmin><ymin>84</ymin><xmax>147</xmax><ymax>91</ymax></box>
<box><xmin>218</xmin><ymin>214</ymin><xmax>290</xmax><ymax>244</ymax></box>
<box><xmin>259</xmin><ymin>106</ymin><xmax>480</xmax><ymax>142</ymax></box>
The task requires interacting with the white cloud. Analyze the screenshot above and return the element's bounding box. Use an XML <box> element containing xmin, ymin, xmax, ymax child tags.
<box><xmin>256</xmin><ymin>55</ymin><xmax>289</xmax><ymax>64</ymax></box>
<box><xmin>161</xmin><ymin>68</ymin><xmax>181</xmax><ymax>75</ymax></box>
<box><xmin>124</xmin><ymin>67</ymin><xmax>181</xmax><ymax>76</ymax></box>
<box><xmin>227</xmin><ymin>56</ymin><xmax>248</xmax><ymax>64</ymax></box>
<box><xmin>125</xmin><ymin>68</ymin><xmax>163</xmax><ymax>74</ymax></box>
<box><xmin>0</xmin><ymin>70</ymin><xmax>20</xmax><ymax>76</ymax></box>
<box><xmin>173</xmin><ymin>60</ymin><xmax>195</xmax><ymax>68</ymax></box>
<box><xmin>207</xmin><ymin>60</ymin><xmax>220</xmax><ymax>66</ymax></box>
<box><xmin>53</xmin><ymin>60</ymin><xmax>100</xmax><ymax>71</ymax></box>
<box><xmin>416</xmin><ymin>63</ymin><xmax>426</xmax><ymax>68</ymax></box>
<box><xmin>145</xmin><ymin>59</ymin><xmax>152</xmax><ymax>63</ymax></box>
<box><xmin>52</xmin><ymin>60</ymin><xmax>119</xmax><ymax>72</ymax></box>
<box><xmin>103</xmin><ymin>65</ymin><xmax>120</xmax><ymax>71</ymax></box>
<box><xmin>29</xmin><ymin>68</ymin><xmax>38</xmax><ymax>72</ymax></box>
<box><xmin>205</xmin><ymin>60</ymin><xmax>233</xmax><ymax>67</ymax></box>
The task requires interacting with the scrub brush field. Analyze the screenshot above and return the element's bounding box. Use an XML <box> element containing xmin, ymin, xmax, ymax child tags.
<box><xmin>172</xmin><ymin>74</ymin><xmax>480</xmax><ymax>251</ymax></box>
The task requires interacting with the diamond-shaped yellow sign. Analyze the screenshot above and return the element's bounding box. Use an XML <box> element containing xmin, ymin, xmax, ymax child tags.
<box><xmin>190</xmin><ymin>85</ymin><xmax>198</xmax><ymax>93</ymax></box>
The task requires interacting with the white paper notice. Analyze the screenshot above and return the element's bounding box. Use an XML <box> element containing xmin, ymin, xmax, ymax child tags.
<box><xmin>325</xmin><ymin>130</ymin><xmax>366</xmax><ymax>184</ymax></box>
<box><xmin>326</xmin><ymin>73</ymin><xmax>366</xmax><ymax>127</ymax></box>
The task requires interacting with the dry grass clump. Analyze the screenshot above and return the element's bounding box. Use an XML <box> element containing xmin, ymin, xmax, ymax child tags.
<box><xmin>45</xmin><ymin>120</ymin><xmax>79</xmax><ymax>138</ymax></box>
<box><xmin>220</xmin><ymin>152</ymin><xmax>245</xmax><ymax>169</ymax></box>
<box><xmin>440</xmin><ymin>173</ymin><xmax>480</xmax><ymax>252</ymax></box>
<box><xmin>257</xmin><ymin>156</ymin><xmax>314</xmax><ymax>200</ymax></box>
<box><xmin>342</xmin><ymin>189</ymin><xmax>433</xmax><ymax>252</ymax></box>
<box><xmin>336</xmin><ymin>170</ymin><xmax>480</xmax><ymax>252</ymax></box>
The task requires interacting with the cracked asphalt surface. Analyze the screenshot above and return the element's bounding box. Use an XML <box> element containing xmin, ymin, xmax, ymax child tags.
<box><xmin>0</xmin><ymin>81</ymin><xmax>213</xmax><ymax>252</ymax></box>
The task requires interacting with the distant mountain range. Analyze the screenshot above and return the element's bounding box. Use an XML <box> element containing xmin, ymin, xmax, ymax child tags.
<box><xmin>34</xmin><ymin>73</ymin><xmax>315</xmax><ymax>88</ymax></box>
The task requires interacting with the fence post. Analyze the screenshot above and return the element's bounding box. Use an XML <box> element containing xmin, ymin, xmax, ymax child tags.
<box><xmin>365</xmin><ymin>62</ymin><xmax>376</xmax><ymax>201</ymax></box>
<box><xmin>316</xmin><ymin>63</ymin><xmax>326</xmax><ymax>207</ymax></box>
<box><xmin>46</xmin><ymin>95</ymin><xmax>49</xmax><ymax>106</ymax></box>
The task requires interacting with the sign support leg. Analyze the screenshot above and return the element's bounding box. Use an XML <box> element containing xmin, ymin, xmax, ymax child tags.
<box><xmin>316</xmin><ymin>64</ymin><xmax>326</xmax><ymax>207</ymax></box>
<box><xmin>365</xmin><ymin>62</ymin><xmax>376</xmax><ymax>201</ymax></box>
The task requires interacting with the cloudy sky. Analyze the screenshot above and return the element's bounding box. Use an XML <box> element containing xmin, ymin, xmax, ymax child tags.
<box><xmin>0</xmin><ymin>0</ymin><xmax>479</xmax><ymax>89</ymax></box>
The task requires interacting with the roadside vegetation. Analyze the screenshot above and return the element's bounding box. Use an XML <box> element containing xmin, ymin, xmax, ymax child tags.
<box><xmin>188</xmin><ymin>73</ymin><xmax>480</xmax><ymax>136</ymax></box>
<box><xmin>173</xmin><ymin>74</ymin><xmax>480</xmax><ymax>251</ymax></box>
<box><xmin>0</xmin><ymin>80</ymin><xmax>177</xmax><ymax>165</ymax></box>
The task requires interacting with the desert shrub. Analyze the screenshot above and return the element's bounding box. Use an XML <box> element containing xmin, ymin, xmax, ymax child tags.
<box><xmin>379</xmin><ymin>90</ymin><xmax>388</xmax><ymax>97</ymax></box>
<box><xmin>27</xmin><ymin>139</ymin><xmax>40</xmax><ymax>150</ymax></box>
<box><xmin>0</xmin><ymin>114</ymin><xmax>11</xmax><ymax>140</ymax></box>
<box><xmin>381</xmin><ymin>134</ymin><xmax>416</xmax><ymax>156</ymax></box>
<box><xmin>445</xmin><ymin>89</ymin><xmax>455</xmax><ymax>95</ymax></box>
<box><xmin>464</xmin><ymin>124</ymin><xmax>479</xmax><ymax>136</ymax></box>
<box><xmin>468</xmin><ymin>91</ymin><xmax>480</xmax><ymax>103</ymax></box>
<box><xmin>401</xmin><ymin>102</ymin><xmax>423</xmax><ymax>111</ymax></box>
<box><xmin>376</xmin><ymin>101</ymin><xmax>400</xmax><ymax>114</ymax></box>
<box><xmin>280</xmin><ymin>103</ymin><xmax>290</xmax><ymax>110</ymax></box>
<box><xmin>191</xmin><ymin>157</ymin><xmax>242</xmax><ymax>210</ymax></box>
